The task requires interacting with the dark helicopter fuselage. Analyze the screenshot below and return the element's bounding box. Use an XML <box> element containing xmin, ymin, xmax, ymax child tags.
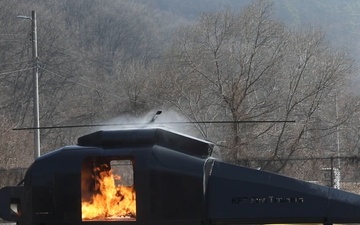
<box><xmin>1</xmin><ymin>128</ymin><xmax>360</xmax><ymax>225</ymax></box>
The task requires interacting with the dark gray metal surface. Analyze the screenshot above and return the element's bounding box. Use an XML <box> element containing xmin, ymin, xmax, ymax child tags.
<box><xmin>0</xmin><ymin>128</ymin><xmax>360</xmax><ymax>225</ymax></box>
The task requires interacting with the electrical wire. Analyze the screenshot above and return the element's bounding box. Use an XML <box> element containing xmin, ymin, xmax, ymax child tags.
<box><xmin>50</xmin><ymin>46</ymin><xmax>126</xmax><ymax>73</ymax></box>
<box><xmin>43</xmin><ymin>64</ymin><xmax>101</xmax><ymax>88</ymax></box>
<box><xmin>0</xmin><ymin>39</ymin><xmax>27</xmax><ymax>42</ymax></box>
<box><xmin>0</xmin><ymin>60</ymin><xmax>32</xmax><ymax>67</ymax></box>
<box><xmin>40</xmin><ymin>66</ymin><xmax>124</xmax><ymax>100</ymax></box>
<box><xmin>0</xmin><ymin>34</ymin><xmax>24</xmax><ymax>36</ymax></box>
<box><xmin>0</xmin><ymin>67</ymin><xmax>34</xmax><ymax>76</ymax></box>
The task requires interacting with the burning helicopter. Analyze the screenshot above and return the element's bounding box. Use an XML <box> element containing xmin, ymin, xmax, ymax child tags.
<box><xmin>0</xmin><ymin>112</ymin><xmax>360</xmax><ymax>225</ymax></box>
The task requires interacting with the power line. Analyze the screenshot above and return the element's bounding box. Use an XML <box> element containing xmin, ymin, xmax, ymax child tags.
<box><xmin>40</xmin><ymin>67</ymin><xmax>124</xmax><ymax>100</ymax></box>
<box><xmin>0</xmin><ymin>34</ymin><xmax>24</xmax><ymax>36</ymax></box>
<box><xmin>0</xmin><ymin>39</ymin><xmax>27</xmax><ymax>42</ymax></box>
<box><xmin>0</xmin><ymin>60</ymin><xmax>32</xmax><ymax>67</ymax></box>
<box><xmin>43</xmin><ymin>64</ymin><xmax>102</xmax><ymax>88</ymax></box>
<box><xmin>50</xmin><ymin>46</ymin><xmax>125</xmax><ymax>72</ymax></box>
<box><xmin>0</xmin><ymin>67</ymin><xmax>34</xmax><ymax>76</ymax></box>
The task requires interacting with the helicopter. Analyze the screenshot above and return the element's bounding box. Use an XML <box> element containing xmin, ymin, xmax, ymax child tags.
<box><xmin>0</xmin><ymin>124</ymin><xmax>360</xmax><ymax>225</ymax></box>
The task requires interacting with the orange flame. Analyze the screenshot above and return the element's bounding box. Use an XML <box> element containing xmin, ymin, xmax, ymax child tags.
<box><xmin>81</xmin><ymin>165</ymin><xmax>136</xmax><ymax>220</ymax></box>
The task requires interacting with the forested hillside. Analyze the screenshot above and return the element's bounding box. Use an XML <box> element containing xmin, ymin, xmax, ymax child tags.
<box><xmin>1</xmin><ymin>0</ymin><xmax>360</xmax><ymax>184</ymax></box>
<box><xmin>143</xmin><ymin>0</ymin><xmax>360</xmax><ymax>55</ymax></box>
<box><xmin>277</xmin><ymin>0</ymin><xmax>360</xmax><ymax>56</ymax></box>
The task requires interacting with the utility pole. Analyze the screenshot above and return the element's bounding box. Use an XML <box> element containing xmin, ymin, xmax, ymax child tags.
<box><xmin>334</xmin><ymin>94</ymin><xmax>341</xmax><ymax>189</ymax></box>
<box><xmin>17</xmin><ymin>11</ymin><xmax>40</xmax><ymax>159</ymax></box>
<box><xmin>32</xmin><ymin>10</ymin><xmax>40</xmax><ymax>160</ymax></box>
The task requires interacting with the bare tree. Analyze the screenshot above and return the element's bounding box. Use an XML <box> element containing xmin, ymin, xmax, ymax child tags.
<box><xmin>0</xmin><ymin>113</ymin><xmax>33</xmax><ymax>168</ymax></box>
<box><xmin>160</xmin><ymin>1</ymin><xmax>286</xmax><ymax>158</ymax></box>
<box><xmin>158</xmin><ymin>0</ymin><xmax>356</xmax><ymax>173</ymax></box>
<box><xmin>0</xmin><ymin>0</ymin><xmax>168</xmax><ymax>154</ymax></box>
<box><xmin>260</xmin><ymin>27</ymin><xmax>355</xmax><ymax>172</ymax></box>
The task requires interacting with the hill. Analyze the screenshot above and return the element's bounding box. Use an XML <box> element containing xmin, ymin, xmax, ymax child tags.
<box><xmin>139</xmin><ymin>0</ymin><xmax>360</xmax><ymax>55</ymax></box>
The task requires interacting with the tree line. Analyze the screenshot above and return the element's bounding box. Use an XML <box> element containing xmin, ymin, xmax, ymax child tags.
<box><xmin>0</xmin><ymin>0</ymin><xmax>359</xmax><ymax>180</ymax></box>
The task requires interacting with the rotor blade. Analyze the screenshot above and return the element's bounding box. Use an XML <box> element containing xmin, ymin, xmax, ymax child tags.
<box><xmin>13</xmin><ymin>120</ymin><xmax>295</xmax><ymax>130</ymax></box>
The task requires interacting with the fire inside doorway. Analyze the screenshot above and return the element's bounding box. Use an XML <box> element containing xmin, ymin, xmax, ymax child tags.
<box><xmin>81</xmin><ymin>157</ymin><xmax>136</xmax><ymax>221</ymax></box>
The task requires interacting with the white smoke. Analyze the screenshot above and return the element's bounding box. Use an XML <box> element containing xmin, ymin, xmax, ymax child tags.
<box><xmin>93</xmin><ymin>109</ymin><xmax>202</xmax><ymax>138</ymax></box>
<box><xmin>86</xmin><ymin>109</ymin><xmax>223</xmax><ymax>159</ymax></box>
